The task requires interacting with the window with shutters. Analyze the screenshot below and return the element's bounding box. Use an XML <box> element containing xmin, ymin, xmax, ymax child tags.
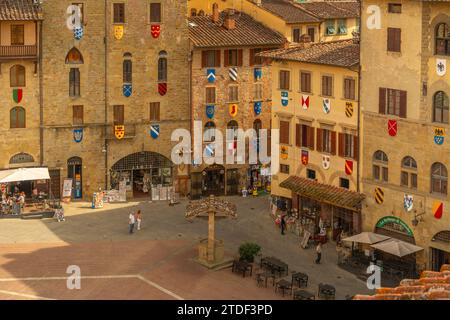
<box><xmin>321</xmin><ymin>129</ymin><xmax>332</xmax><ymax>153</ymax></box>
<box><xmin>339</xmin><ymin>132</ymin><xmax>358</xmax><ymax>160</ymax></box>
<box><xmin>308</xmin><ymin>27</ymin><xmax>315</xmax><ymax>42</ymax></box>
<box><xmin>280</xmin><ymin>164</ymin><xmax>290</xmax><ymax>174</ymax></box>
<box><xmin>228</xmin><ymin>85</ymin><xmax>239</xmax><ymax>102</ymax></box>
<box><xmin>158</xmin><ymin>51</ymin><xmax>167</xmax><ymax>82</ymax></box>
<box><xmin>322</xmin><ymin>75</ymin><xmax>333</xmax><ymax>96</ymax></box>
<box><xmin>250</xmin><ymin>48</ymin><xmax>263</xmax><ymax>66</ymax></box>
<box><xmin>113</xmin><ymin>3</ymin><xmax>125</xmax><ymax>23</ymax></box>
<box><xmin>149</xmin><ymin>102</ymin><xmax>160</xmax><ymax>121</ymax></box>
<box><xmin>206</xmin><ymin>87</ymin><xmax>216</xmax><ymax>104</ymax></box>
<box><xmin>73</xmin><ymin>105</ymin><xmax>84</xmax><ymax>125</ymax></box>
<box><xmin>433</xmin><ymin>91</ymin><xmax>449</xmax><ymax>124</ymax></box>
<box><xmin>373</xmin><ymin>150</ymin><xmax>388</xmax><ymax>182</ymax></box>
<box><xmin>387</xmin><ymin>28</ymin><xmax>401</xmax><ymax>52</ymax></box>
<box><xmin>254</xmin><ymin>83</ymin><xmax>263</xmax><ymax>100</ymax></box>
<box><xmin>10</xmin><ymin>107</ymin><xmax>25</xmax><ymax>128</ymax></box>
<box><xmin>10</xmin><ymin>25</ymin><xmax>24</xmax><ymax>45</ymax></box>
<box><xmin>388</xmin><ymin>3</ymin><xmax>402</xmax><ymax>13</ymax></box>
<box><xmin>344</xmin><ymin>77</ymin><xmax>356</xmax><ymax>100</ymax></box>
<box><xmin>10</xmin><ymin>65</ymin><xmax>25</xmax><ymax>87</ymax></box>
<box><xmin>344</xmin><ymin>133</ymin><xmax>354</xmax><ymax>158</ymax></box>
<box><xmin>150</xmin><ymin>3</ymin><xmax>161</xmax><ymax>23</ymax></box>
<box><xmin>436</xmin><ymin>23</ymin><xmax>450</xmax><ymax>56</ymax></box>
<box><xmin>300</xmin><ymin>124</ymin><xmax>315</xmax><ymax>149</ymax></box>
<box><xmin>337</xmin><ymin>19</ymin><xmax>347</xmax><ymax>34</ymax></box>
<box><xmin>225</xmin><ymin>49</ymin><xmax>241</xmax><ymax>67</ymax></box>
<box><xmin>379</xmin><ymin>88</ymin><xmax>407</xmax><ymax>118</ymax></box>
<box><xmin>401</xmin><ymin>156</ymin><xmax>417</xmax><ymax>189</ymax></box>
<box><xmin>293</xmin><ymin>28</ymin><xmax>301</xmax><ymax>42</ymax></box>
<box><xmin>69</xmin><ymin>68</ymin><xmax>80</xmax><ymax>97</ymax></box>
<box><xmin>295</xmin><ymin>124</ymin><xmax>301</xmax><ymax>147</ymax></box>
<box><xmin>325</xmin><ymin>20</ymin><xmax>336</xmax><ymax>35</ymax></box>
<box><xmin>202</xmin><ymin>50</ymin><xmax>221</xmax><ymax>68</ymax></box>
<box><xmin>431</xmin><ymin>162</ymin><xmax>447</xmax><ymax>195</ymax></box>
<box><xmin>279</xmin><ymin>70</ymin><xmax>290</xmax><ymax>90</ymax></box>
<box><xmin>300</xmin><ymin>72</ymin><xmax>311</xmax><ymax>93</ymax></box>
<box><xmin>113</xmin><ymin>105</ymin><xmax>124</xmax><ymax>125</ymax></box>
<box><xmin>279</xmin><ymin>120</ymin><xmax>290</xmax><ymax>145</ymax></box>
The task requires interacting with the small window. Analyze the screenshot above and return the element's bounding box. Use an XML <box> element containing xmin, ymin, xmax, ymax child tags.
<box><xmin>150</xmin><ymin>102</ymin><xmax>160</xmax><ymax>121</ymax></box>
<box><xmin>280</xmin><ymin>164</ymin><xmax>290</xmax><ymax>174</ymax></box>
<box><xmin>279</xmin><ymin>70</ymin><xmax>290</xmax><ymax>90</ymax></box>
<box><xmin>202</xmin><ymin>50</ymin><xmax>221</xmax><ymax>68</ymax></box>
<box><xmin>433</xmin><ymin>91</ymin><xmax>449</xmax><ymax>124</ymax></box>
<box><xmin>10</xmin><ymin>107</ymin><xmax>26</xmax><ymax>128</ymax></box>
<box><xmin>293</xmin><ymin>28</ymin><xmax>301</xmax><ymax>42</ymax></box>
<box><xmin>150</xmin><ymin>3</ymin><xmax>161</xmax><ymax>23</ymax></box>
<box><xmin>228</xmin><ymin>86</ymin><xmax>239</xmax><ymax>102</ymax></box>
<box><xmin>401</xmin><ymin>156</ymin><xmax>417</xmax><ymax>189</ymax></box>
<box><xmin>322</xmin><ymin>75</ymin><xmax>333</xmax><ymax>97</ymax></box>
<box><xmin>69</xmin><ymin>68</ymin><xmax>81</xmax><ymax>97</ymax></box>
<box><xmin>10</xmin><ymin>65</ymin><xmax>25</xmax><ymax>87</ymax></box>
<box><xmin>436</xmin><ymin>23</ymin><xmax>450</xmax><ymax>56</ymax></box>
<box><xmin>190</xmin><ymin>8</ymin><xmax>197</xmax><ymax>17</ymax></box>
<box><xmin>379</xmin><ymin>88</ymin><xmax>407</xmax><ymax>118</ymax></box>
<box><xmin>254</xmin><ymin>83</ymin><xmax>263</xmax><ymax>100</ymax></box>
<box><xmin>325</xmin><ymin>20</ymin><xmax>336</xmax><ymax>35</ymax></box>
<box><xmin>113</xmin><ymin>3</ymin><xmax>125</xmax><ymax>23</ymax></box>
<box><xmin>10</xmin><ymin>25</ymin><xmax>24</xmax><ymax>45</ymax></box>
<box><xmin>206</xmin><ymin>87</ymin><xmax>216</xmax><ymax>104</ymax></box>
<box><xmin>337</xmin><ymin>19</ymin><xmax>347</xmax><ymax>34</ymax></box>
<box><xmin>113</xmin><ymin>105</ymin><xmax>124</xmax><ymax>125</ymax></box>
<box><xmin>388</xmin><ymin>3</ymin><xmax>402</xmax><ymax>14</ymax></box>
<box><xmin>158</xmin><ymin>51</ymin><xmax>167</xmax><ymax>82</ymax></box>
<box><xmin>226</xmin><ymin>49</ymin><xmax>240</xmax><ymax>66</ymax></box>
<box><xmin>344</xmin><ymin>78</ymin><xmax>356</xmax><ymax>100</ymax></box>
<box><xmin>387</xmin><ymin>27</ymin><xmax>401</xmax><ymax>52</ymax></box>
<box><xmin>300</xmin><ymin>124</ymin><xmax>315</xmax><ymax>149</ymax></box>
<box><xmin>73</xmin><ymin>105</ymin><xmax>84</xmax><ymax>125</ymax></box>
<box><xmin>340</xmin><ymin>178</ymin><xmax>350</xmax><ymax>189</ymax></box>
<box><xmin>431</xmin><ymin>162</ymin><xmax>447</xmax><ymax>195</ymax></box>
<box><xmin>279</xmin><ymin>120</ymin><xmax>290</xmax><ymax>145</ymax></box>
<box><xmin>373</xmin><ymin>150</ymin><xmax>388</xmax><ymax>182</ymax></box>
<box><xmin>300</xmin><ymin>72</ymin><xmax>311</xmax><ymax>93</ymax></box>
<box><xmin>307</xmin><ymin>169</ymin><xmax>316</xmax><ymax>180</ymax></box>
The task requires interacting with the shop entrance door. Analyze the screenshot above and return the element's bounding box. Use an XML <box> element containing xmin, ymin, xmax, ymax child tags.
<box><xmin>430</xmin><ymin>248</ymin><xmax>450</xmax><ymax>271</ymax></box>
<box><xmin>226</xmin><ymin>169</ymin><xmax>239</xmax><ymax>195</ymax></box>
<box><xmin>203</xmin><ymin>165</ymin><xmax>225</xmax><ymax>196</ymax></box>
<box><xmin>191</xmin><ymin>172</ymin><xmax>203</xmax><ymax>200</ymax></box>
<box><xmin>68</xmin><ymin>157</ymin><xmax>82</xmax><ymax>199</ymax></box>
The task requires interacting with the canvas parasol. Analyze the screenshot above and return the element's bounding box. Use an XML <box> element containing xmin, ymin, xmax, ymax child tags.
<box><xmin>342</xmin><ymin>232</ymin><xmax>391</xmax><ymax>245</ymax></box>
<box><xmin>370</xmin><ymin>239</ymin><xmax>423</xmax><ymax>258</ymax></box>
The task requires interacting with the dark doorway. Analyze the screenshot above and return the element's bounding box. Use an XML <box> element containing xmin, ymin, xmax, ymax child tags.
<box><xmin>191</xmin><ymin>172</ymin><xmax>203</xmax><ymax>200</ymax></box>
<box><xmin>67</xmin><ymin>157</ymin><xmax>82</xmax><ymax>199</ymax></box>
<box><xmin>431</xmin><ymin>247</ymin><xmax>450</xmax><ymax>271</ymax></box>
<box><xmin>226</xmin><ymin>169</ymin><xmax>239</xmax><ymax>195</ymax></box>
<box><xmin>202</xmin><ymin>165</ymin><xmax>225</xmax><ymax>196</ymax></box>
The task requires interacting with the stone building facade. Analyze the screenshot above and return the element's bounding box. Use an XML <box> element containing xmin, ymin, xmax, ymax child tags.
<box><xmin>361</xmin><ymin>0</ymin><xmax>450</xmax><ymax>270</ymax></box>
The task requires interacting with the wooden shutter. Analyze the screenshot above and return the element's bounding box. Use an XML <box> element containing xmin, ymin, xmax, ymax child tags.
<box><xmin>388</xmin><ymin>28</ymin><xmax>401</xmax><ymax>52</ymax></box>
<box><xmin>201</xmin><ymin>51</ymin><xmax>207</xmax><ymax>68</ymax></box>
<box><xmin>331</xmin><ymin>131</ymin><xmax>337</xmax><ymax>155</ymax></box>
<box><xmin>150</xmin><ymin>102</ymin><xmax>160</xmax><ymax>121</ymax></box>
<box><xmin>280</xmin><ymin>121</ymin><xmax>290</xmax><ymax>145</ymax></box>
<box><xmin>308</xmin><ymin>126</ymin><xmax>315</xmax><ymax>150</ymax></box>
<box><xmin>249</xmin><ymin>49</ymin><xmax>255</xmax><ymax>66</ymax></box>
<box><xmin>316</xmin><ymin>128</ymin><xmax>322</xmax><ymax>152</ymax></box>
<box><xmin>73</xmin><ymin>105</ymin><xmax>83</xmax><ymax>125</ymax></box>
<box><xmin>379</xmin><ymin>88</ymin><xmax>386</xmax><ymax>114</ymax></box>
<box><xmin>114</xmin><ymin>105</ymin><xmax>124</xmax><ymax>125</ymax></box>
<box><xmin>399</xmin><ymin>90</ymin><xmax>407</xmax><ymax>118</ymax></box>
<box><xmin>215</xmin><ymin>50</ymin><xmax>221</xmax><ymax>67</ymax></box>
<box><xmin>237</xmin><ymin>49</ymin><xmax>243</xmax><ymax>66</ymax></box>
<box><xmin>338</xmin><ymin>133</ymin><xmax>345</xmax><ymax>157</ymax></box>
<box><xmin>296</xmin><ymin>124</ymin><xmax>301</xmax><ymax>147</ymax></box>
<box><xmin>224</xmin><ymin>50</ymin><xmax>229</xmax><ymax>67</ymax></box>
<box><xmin>353</xmin><ymin>135</ymin><xmax>359</xmax><ymax>160</ymax></box>
<box><xmin>150</xmin><ymin>3</ymin><xmax>161</xmax><ymax>23</ymax></box>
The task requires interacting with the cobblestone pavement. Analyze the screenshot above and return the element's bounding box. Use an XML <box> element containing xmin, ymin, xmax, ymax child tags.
<box><xmin>0</xmin><ymin>195</ymin><xmax>373</xmax><ymax>299</ymax></box>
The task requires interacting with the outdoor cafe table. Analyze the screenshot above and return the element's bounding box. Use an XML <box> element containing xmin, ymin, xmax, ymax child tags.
<box><xmin>292</xmin><ymin>272</ymin><xmax>308</xmax><ymax>288</ymax></box>
<box><xmin>318</xmin><ymin>283</ymin><xmax>336</xmax><ymax>300</ymax></box>
<box><xmin>258</xmin><ymin>271</ymin><xmax>277</xmax><ymax>288</ymax></box>
<box><xmin>293</xmin><ymin>290</ymin><xmax>315</xmax><ymax>300</ymax></box>
<box><xmin>232</xmin><ymin>260</ymin><xmax>252</xmax><ymax>278</ymax></box>
<box><xmin>260</xmin><ymin>257</ymin><xmax>288</xmax><ymax>277</ymax></box>
<box><xmin>275</xmin><ymin>279</ymin><xmax>292</xmax><ymax>297</ymax></box>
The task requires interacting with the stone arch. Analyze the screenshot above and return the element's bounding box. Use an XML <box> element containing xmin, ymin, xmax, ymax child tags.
<box><xmin>328</xmin><ymin>170</ymin><xmax>357</xmax><ymax>188</ymax></box>
<box><xmin>295</xmin><ymin>162</ymin><xmax>326</xmax><ymax>184</ymax></box>
<box><xmin>9</xmin><ymin>152</ymin><xmax>35</xmax><ymax>165</ymax></box>
<box><xmin>430</xmin><ymin>13</ymin><xmax>450</xmax><ymax>56</ymax></box>
<box><xmin>65</xmin><ymin>47</ymin><xmax>84</xmax><ymax>64</ymax></box>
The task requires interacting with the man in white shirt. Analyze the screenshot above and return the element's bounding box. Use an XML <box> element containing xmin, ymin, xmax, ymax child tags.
<box><xmin>129</xmin><ymin>212</ymin><xmax>136</xmax><ymax>234</ymax></box>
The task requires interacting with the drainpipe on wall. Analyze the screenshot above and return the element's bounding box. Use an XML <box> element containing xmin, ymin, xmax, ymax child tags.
<box><xmin>188</xmin><ymin>48</ymin><xmax>193</xmax><ymax>196</ymax></box>
<box><xmin>104</xmin><ymin>0</ymin><xmax>109</xmax><ymax>190</ymax></box>
<box><xmin>39</xmin><ymin>20</ymin><xmax>44</xmax><ymax>167</ymax></box>
<box><xmin>357</xmin><ymin>3</ymin><xmax>363</xmax><ymax>194</ymax></box>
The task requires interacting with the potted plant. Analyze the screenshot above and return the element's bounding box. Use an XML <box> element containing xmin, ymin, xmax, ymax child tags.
<box><xmin>238</xmin><ymin>242</ymin><xmax>261</xmax><ymax>263</ymax></box>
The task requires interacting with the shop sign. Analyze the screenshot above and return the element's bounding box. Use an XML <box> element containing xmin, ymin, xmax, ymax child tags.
<box><xmin>376</xmin><ymin>216</ymin><xmax>414</xmax><ymax>237</ymax></box>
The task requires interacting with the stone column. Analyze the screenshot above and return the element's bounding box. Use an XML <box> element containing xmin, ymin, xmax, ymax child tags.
<box><xmin>207</xmin><ymin>207</ymin><xmax>215</xmax><ymax>263</ymax></box>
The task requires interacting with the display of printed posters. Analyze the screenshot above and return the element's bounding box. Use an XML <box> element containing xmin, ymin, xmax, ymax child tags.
<box><xmin>152</xmin><ymin>187</ymin><xmax>160</xmax><ymax>201</ymax></box>
<box><xmin>62</xmin><ymin>179</ymin><xmax>73</xmax><ymax>201</ymax></box>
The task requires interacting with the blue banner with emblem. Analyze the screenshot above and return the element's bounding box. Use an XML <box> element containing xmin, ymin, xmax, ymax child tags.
<box><xmin>207</xmin><ymin>69</ymin><xmax>216</xmax><ymax>83</ymax></box>
<box><xmin>206</xmin><ymin>105</ymin><xmax>215</xmax><ymax>119</ymax></box>
<box><xmin>123</xmin><ymin>84</ymin><xmax>132</xmax><ymax>97</ymax></box>
<box><xmin>150</xmin><ymin>124</ymin><xmax>160</xmax><ymax>139</ymax></box>
<box><xmin>254</xmin><ymin>101</ymin><xmax>262</xmax><ymax>116</ymax></box>
<box><xmin>73</xmin><ymin>128</ymin><xmax>83</xmax><ymax>143</ymax></box>
<box><xmin>281</xmin><ymin>91</ymin><xmax>288</xmax><ymax>106</ymax></box>
<box><xmin>254</xmin><ymin>68</ymin><xmax>262</xmax><ymax>81</ymax></box>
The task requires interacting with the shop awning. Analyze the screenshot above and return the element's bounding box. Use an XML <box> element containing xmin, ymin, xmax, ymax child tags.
<box><xmin>0</xmin><ymin>167</ymin><xmax>50</xmax><ymax>183</ymax></box>
<box><xmin>342</xmin><ymin>232</ymin><xmax>391</xmax><ymax>245</ymax></box>
<box><xmin>279</xmin><ymin>176</ymin><xmax>365</xmax><ymax>211</ymax></box>
<box><xmin>370</xmin><ymin>239</ymin><xmax>424</xmax><ymax>258</ymax></box>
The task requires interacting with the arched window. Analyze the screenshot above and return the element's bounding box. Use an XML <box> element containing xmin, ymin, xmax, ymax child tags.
<box><xmin>253</xmin><ymin>119</ymin><xmax>262</xmax><ymax>152</ymax></box>
<box><xmin>401</xmin><ymin>156</ymin><xmax>417</xmax><ymax>189</ymax></box>
<box><xmin>123</xmin><ymin>52</ymin><xmax>132</xmax><ymax>83</ymax></box>
<box><xmin>433</xmin><ymin>91</ymin><xmax>449</xmax><ymax>124</ymax></box>
<box><xmin>10</xmin><ymin>65</ymin><xmax>25</xmax><ymax>87</ymax></box>
<box><xmin>198</xmin><ymin>10</ymin><xmax>205</xmax><ymax>16</ymax></box>
<box><xmin>436</xmin><ymin>23</ymin><xmax>450</xmax><ymax>56</ymax></box>
<box><xmin>69</xmin><ymin>68</ymin><xmax>80</xmax><ymax>97</ymax></box>
<box><xmin>65</xmin><ymin>47</ymin><xmax>84</xmax><ymax>64</ymax></box>
<box><xmin>431</xmin><ymin>162</ymin><xmax>448</xmax><ymax>195</ymax></box>
<box><xmin>373</xmin><ymin>150</ymin><xmax>388</xmax><ymax>182</ymax></box>
<box><xmin>190</xmin><ymin>8</ymin><xmax>197</xmax><ymax>16</ymax></box>
<box><xmin>10</xmin><ymin>107</ymin><xmax>25</xmax><ymax>128</ymax></box>
<box><xmin>9</xmin><ymin>153</ymin><xmax>34</xmax><ymax>164</ymax></box>
<box><xmin>158</xmin><ymin>51</ymin><xmax>167</xmax><ymax>82</ymax></box>
<box><xmin>227</xmin><ymin>120</ymin><xmax>239</xmax><ymax>141</ymax></box>
<box><xmin>204</xmin><ymin>121</ymin><xmax>216</xmax><ymax>142</ymax></box>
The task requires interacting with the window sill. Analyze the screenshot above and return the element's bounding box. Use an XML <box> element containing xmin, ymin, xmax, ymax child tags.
<box><xmin>299</xmin><ymin>91</ymin><xmax>313</xmax><ymax>95</ymax></box>
<box><xmin>319</xmin><ymin>95</ymin><xmax>334</xmax><ymax>99</ymax></box>
<box><xmin>278</xmin><ymin>89</ymin><xmax>292</xmax><ymax>92</ymax></box>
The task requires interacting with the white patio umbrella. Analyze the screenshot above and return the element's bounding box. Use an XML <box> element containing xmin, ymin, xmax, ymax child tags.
<box><xmin>342</xmin><ymin>232</ymin><xmax>391</xmax><ymax>245</ymax></box>
<box><xmin>0</xmin><ymin>168</ymin><xmax>50</xmax><ymax>183</ymax></box>
<box><xmin>370</xmin><ymin>239</ymin><xmax>423</xmax><ymax>258</ymax></box>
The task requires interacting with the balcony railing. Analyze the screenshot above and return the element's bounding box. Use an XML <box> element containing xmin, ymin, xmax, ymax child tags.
<box><xmin>0</xmin><ymin>45</ymin><xmax>38</xmax><ymax>58</ymax></box>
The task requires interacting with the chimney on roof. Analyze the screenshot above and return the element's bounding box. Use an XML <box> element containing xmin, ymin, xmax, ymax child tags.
<box><xmin>223</xmin><ymin>9</ymin><xmax>236</xmax><ymax>30</ymax></box>
<box><xmin>352</xmin><ymin>31</ymin><xmax>360</xmax><ymax>44</ymax></box>
<box><xmin>212</xmin><ymin>3</ymin><xmax>219</xmax><ymax>23</ymax></box>
<box><xmin>298</xmin><ymin>34</ymin><xmax>312</xmax><ymax>48</ymax></box>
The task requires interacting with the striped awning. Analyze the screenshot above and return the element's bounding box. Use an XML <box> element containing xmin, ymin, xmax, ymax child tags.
<box><xmin>279</xmin><ymin>176</ymin><xmax>365</xmax><ymax>211</ymax></box>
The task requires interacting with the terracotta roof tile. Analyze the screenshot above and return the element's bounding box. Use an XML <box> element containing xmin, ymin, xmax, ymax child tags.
<box><xmin>188</xmin><ymin>11</ymin><xmax>286</xmax><ymax>48</ymax></box>
<box><xmin>294</xmin><ymin>1</ymin><xmax>360</xmax><ymax>19</ymax></box>
<box><xmin>0</xmin><ymin>0</ymin><xmax>42</xmax><ymax>21</ymax></box>
<box><xmin>279</xmin><ymin>176</ymin><xmax>365</xmax><ymax>210</ymax></box>
<box><xmin>258</xmin><ymin>39</ymin><xmax>359</xmax><ymax>67</ymax></box>
<box><xmin>257</xmin><ymin>0</ymin><xmax>321</xmax><ymax>24</ymax></box>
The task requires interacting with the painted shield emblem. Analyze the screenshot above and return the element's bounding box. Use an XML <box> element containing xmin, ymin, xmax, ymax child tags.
<box><xmin>74</xmin><ymin>26</ymin><xmax>84</xmax><ymax>40</ymax></box>
<box><xmin>150</xmin><ymin>124</ymin><xmax>160</xmax><ymax>139</ymax></box>
<box><xmin>374</xmin><ymin>187</ymin><xmax>384</xmax><ymax>204</ymax></box>
<box><xmin>254</xmin><ymin>101</ymin><xmax>262</xmax><ymax>116</ymax></box>
<box><xmin>205</xmin><ymin>144</ymin><xmax>215</xmax><ymax>157</ymax></box>
<box><xmin>301</xmin><ymin>95</ymin><xmax>309</xmax><ymax>110</ymax></box>
<box><xmin>388</xmin><ymin>119</ymin><xmax>397</xmax><ymax>137</ymax></box>
<box><xmin>433</xmin><ymin>201</ymin><xmax>443</xmax><ymax>220</ymax></box>
<box><xmin>403</xmin><ymin>194</ymin><xmax>413</xmax><ymax>212</ymax></box>
<box><xmin>206</xmin><ymin>105</ymin><xmax>215</xmax><ymax>119</ymax></box>
<box><xmin>345</xmin><ymin>102</ymin><xmax>354</xmax><ymax>118</ymax></box>
<box><xmin>115</xmin><ymin>125</ymin><xmax>125</xmax><ymax>140</ymax></box>
<box><xmin>158</xmin><ymin>83</ymin><xmax>167</xmax><ymax>96</ymax></box>
<box><xmin>229</xmin><ymin>104</ymin><xmax>238</xmax><ymax>117</ymax></box>
<box><xmin>437</xmin><ymin>59</ymin><xmax>446</xmax><ymax>76</ymax></box>
<box><xmin>229</xmin><ymin>67</ymin><xmax>238</xmax><ymax>81</ymax></box>
<box><xmin>114</xmin><ymin>25</ymin><xmax>124</xmax><ymax>40</ymax></box>
<box><xmin>13</xmin><ymin>88</ymin><xmax>23</xmax><ymax>103</ymax></box>
<box><xmin>345</xmin><ymin>160</ymin><xmax>353</xmax><ymax>175</ymax></box>
<box><xmin>281</xmin><ymin>91</ymin><xmax>289</xmax><ymax>107</ymax></box>
<box><xmin>151</xmin><ymin>24</ymin><xmax>161</xmax><ymax>38</ymax></box>
<box><xmin>207</xmin><ymin>69</ymin><xmax>216</xmax><ymax>83</ymax></box>
<box><xmin>280</xmin><ymin>146</ymin><xmax>288</xmax><ymax>160</ymax></box>
<box><xmin>323</xmin><ymin>98</ymin><xmax>331</xmax><ymax>114</ymax></box>
<box><xmin>254</xmin><ymin>68</ymin><xmax>262</xmax><ymax>81</ymax></box>
<box><xmin>73</xmin><ymin>128</ymin><xmax>83</xmax><ymax>143</ymax></box>
<box><xmin>123</xmin><ymin>84</ymin><xmax>132</xmax><ymax>97</ymax></box>
<box><xmin>301</xmin><ymin>150</ymin><xmax>309</xmax><ymax>165</ymax></box>
<box><xmin>434</xmin><ymin>127</ymin><xmax>445</xmax><ymax>145</ymax></box>
<box><xmin>322</xmin><ymin>155</ymin><xmax>330</xmax><ymax>170</ymax></box>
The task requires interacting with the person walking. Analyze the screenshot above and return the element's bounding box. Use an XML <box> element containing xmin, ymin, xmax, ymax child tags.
<box><xmin>135</xmin><ymin>210</ymin><xmax>142</xmax><ymax>231</ymax></box>
<box><xmin>280</xmin><ymin>215</ymin><xmax>286</xmax><ymax>235</ymax></box>
<box><xmin>128</xmin><ymin>211</ymin><xmax>136</xmax><ymax>234</ymax></box>
<box><xmin>315</xmin><ymin>242</ymin><xmax>322</xmax><ymax>264</ymax></box>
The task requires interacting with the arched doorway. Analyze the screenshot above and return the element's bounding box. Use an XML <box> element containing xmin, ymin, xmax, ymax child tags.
<box><xmin>375</xmin><ymin>216</ymin><xmax>415</xmax><ymax>244</ymax></box>
<box><xmin>430</xmin><ymin>231</ymin><xmax>450</xmax><ymax>271</ymax></box>
<box><xmin>202</xmin><ymin>164</ymin><xmax>225</xmax><ymax>196</ymax></box>
<box><xmin>110</xmin><ymin>152</ymin><xmax>174</xmax><ymax>198</ymax></box>
<box><xmin>68</xmin><ymin>157</ymin><xmax>83</xmax><ymax>199</ymax></box>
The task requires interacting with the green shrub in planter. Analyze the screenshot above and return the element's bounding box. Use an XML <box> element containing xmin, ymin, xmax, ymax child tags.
<box><xmin>239</xmin><ymin>242</ymin><xmax>261</xmax><ymax>262</ymax></box>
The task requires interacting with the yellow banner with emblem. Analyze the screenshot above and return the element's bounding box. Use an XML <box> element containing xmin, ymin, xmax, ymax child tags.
<box><xmin>115</xmin><ymin>125</ymin><xmax>125</xmax><ymax>140</ymax></box>
<box><xmin>114</xmin><ymin>25</ymin><xmax>124</xmax><ymax>40</ymax></box>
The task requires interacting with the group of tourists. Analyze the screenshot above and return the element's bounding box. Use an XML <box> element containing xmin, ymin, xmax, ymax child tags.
<box><xmin>1</xmin><ymin>191</ymin><xmax>26</xmax><ymax>215</ymax></box>
<box><xmin>128</xmin><ymin>209</ymin><xmax>143</xmax><ymax>234</ymax></box>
